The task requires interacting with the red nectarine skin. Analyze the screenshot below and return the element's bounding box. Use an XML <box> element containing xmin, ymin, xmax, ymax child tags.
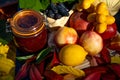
<box><xmin>54</xmin><ymin>27</ymin><xmax>78</xmax><ymax>47</ymax></box>
<box><xmin>69</xmin><ymin>11</ymin><xmax>89</xmax><ymax>36</ymax></box>
<box><xmin>65</xmin><ymin>32</ymin><xmax>78</xmax><ymax>44</ymax></box>
<box><xmin>100</xmin><ymin>23</ymin><xmax>117</xmax><ymax>40</ymax></box>
<box><xmin>79</xmin><ymin>31</ymin><xmax>103</xmax><ymax>55</ymax></box>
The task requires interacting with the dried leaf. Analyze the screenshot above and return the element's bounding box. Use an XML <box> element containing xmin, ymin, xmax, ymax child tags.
<box><xmin>51</xmin><ymin>65</ymin><xmax>85</xmax><ymax>77</ymax></box>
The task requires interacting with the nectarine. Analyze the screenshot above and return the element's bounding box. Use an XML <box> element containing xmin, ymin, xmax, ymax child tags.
<box><xmin>54</xmin><ymin>26</ymin><xmax>78</xmax><ymax>47</ymax></box>
<box><xmin>79</xmin><ymin>31</ymin><xmax>103</xmax><ymax>56</ymax></box>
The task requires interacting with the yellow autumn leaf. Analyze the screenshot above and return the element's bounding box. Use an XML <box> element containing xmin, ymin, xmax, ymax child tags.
<box><xmin>0</xmin><ymin>43</ymin><xmax>9</xmax><ymax>58</ymax></box>
<box><xmin>51</xmin><ymin>65</ymin><xmax>85</xmax><ymax>77</ymax></box>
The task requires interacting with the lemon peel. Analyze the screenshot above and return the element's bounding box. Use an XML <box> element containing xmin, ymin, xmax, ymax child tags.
<box><xmin>59</xmin><ymin>44</ymin><xmax>88</xmax><ymax>66</ymax></box>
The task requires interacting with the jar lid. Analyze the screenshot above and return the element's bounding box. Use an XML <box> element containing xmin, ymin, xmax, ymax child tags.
<box><xmin>11</xmin><ymin>10</ymin><xmax>44</xmax><ymax>37</ymax></box>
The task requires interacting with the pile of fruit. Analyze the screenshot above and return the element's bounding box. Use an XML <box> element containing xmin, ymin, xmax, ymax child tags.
<box><xmin>15</xmin><ymin>0</ymin><xmax>120</xmax><ymax>80</ymax></box>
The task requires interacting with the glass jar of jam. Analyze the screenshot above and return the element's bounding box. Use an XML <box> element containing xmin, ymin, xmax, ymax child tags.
<box><xmin>10</xmin><ymin>10</ymin><xmax>47</xmax><ymax>53</ymax></box>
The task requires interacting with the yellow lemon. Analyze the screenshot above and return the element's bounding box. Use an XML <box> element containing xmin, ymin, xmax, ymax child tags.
<box><xmin>59</xmin><ymin>44</ymin><xmax>88</xmax><ymax>66</ymax></box>
<box><xmin>95</xmin><ymin>23</ymin><xmax>107</xmax><ymax>33</ymax></box>
<box><xmin>106</xmin><ymin>15</ymin><xmax>115</xmax><ymax>25</ymax></box>
<box><xmin>96</xmin><ymin>14</ymin><xmax>107</xmax><ymax>23</ymax></box>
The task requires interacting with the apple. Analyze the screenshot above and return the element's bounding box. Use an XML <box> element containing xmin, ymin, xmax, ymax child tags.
<box><xmin>100</xmin><ymin>23</ymin><xmax>117</xmax><ymax>40</ymax></box>
<box><xmin>54</xmin><ymin>26</ymin><xmax>78</xmax><ymax>47</ymax></box>
<box><xmin>68</xmin><ymin>11</ymin><xmax>90</xmax><ymax>36</ymax></box>
<box><xmin>79</xmin><ymin>31</ymin><xmax>103</xmax><ymax>56</ymax></box>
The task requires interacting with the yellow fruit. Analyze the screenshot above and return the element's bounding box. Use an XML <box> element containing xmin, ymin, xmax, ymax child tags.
<box><xmin>87</xmin><ymin>13</ymin><xmax>96</xmax><ymax>22</ymax></box>
<box><xmin>106</xmin><ymin>15</ymin><xmax>115</xmax><ymax>25</ymax></box>
<box><xmin>96</xmin><ymin>2</ymin><xmax>108</xmax><ymax>14</ymax></box>
<box><xmin>103</xmin><ymin>9</ymin><xmax>109</xmax><ymax>16</ymax></box>
<box><xmin>95</xmin><ymin>23</ymin><xmax>107</xmax><ymax>33</ymax></box>
<box><xmin>55</xmin><ymin>26</ymin><xmax>78</xmax><ymax>47</ymax></box>
<box><xmin>82</xmin><ymin>0</ymin><xmax>91</xmax><ymax>9</ymax></box>
<box><xmin>98</xmin><ymin>2</ymin><xmax>107</xmax><ymax>9</ymax></box>
<box><xmin>92</xmin><ymin>0</ymin><xmax>120</xmax><ymax>16</ymax></box>
<box><xmin>59</xmin><ymin>44</ymin><xmax>88</xmax><ymax>66</ymax></box>
<box><xmin>90</xmin><ymin>0</ymin><xmax>95</xmax><ymax>3</ymax></box>
<box><xmin>96</xmin><ymin>14</ymin><xmax>107</xmax><ymax>23</ymax></box>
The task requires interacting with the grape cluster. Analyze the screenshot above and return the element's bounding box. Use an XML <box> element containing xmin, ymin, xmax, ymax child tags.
<box><xmin>45</xmin><ymin>3</ymin><xmax>69</xmax><ymax>19</ymax></box>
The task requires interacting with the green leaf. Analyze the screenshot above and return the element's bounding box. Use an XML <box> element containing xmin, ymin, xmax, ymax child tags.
<box><xmin>16</xmin><ymin>54</ymin><xmax>34</xmax><ymax>61</ymax></box>
<box><xmin>19</xmin><ymin>0</ymin><xmax>36</xmax><ymax>9</ymax></box>
<box><xmin>19</xmin><ymin>0</ymin><xmax>75</xmax><ymax>11</ymax></box>
<box><xmin>19</xmin><ymin>0</ymin><xmax>50</xmax><ymax>11</ymax></box>
<box><xmin>36</xmin><ymin>47</ymin><xmax>53</xmax><ymax>63</ymax></box>
<box><xmin>0</xmin><ymin>38</ymin><xmax>8</xmax><ymax>45</ymax></box>
<box><xmin>51</xmin><ymin>0</ymin><xmax>74</xmax><ymax>3</ymax></box>
<box><xmin>32</xmin><ymin>0</ymin><xmax>49</xmax><ymax>11</ymax></box>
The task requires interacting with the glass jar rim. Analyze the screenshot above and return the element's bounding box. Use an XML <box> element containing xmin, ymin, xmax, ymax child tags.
<box><xmin>11</xmin><ymin>9</ymin><xmax>44</xmax><ymax>37</ymax></box>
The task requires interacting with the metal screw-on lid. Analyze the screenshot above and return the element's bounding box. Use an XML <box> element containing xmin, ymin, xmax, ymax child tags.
<box><xmin>11</xmin><ymin>9</ymin><xmax>44</xmax><ymax>37</ymax></box>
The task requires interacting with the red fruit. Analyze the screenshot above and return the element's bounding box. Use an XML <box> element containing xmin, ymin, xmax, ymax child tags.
<box><xmin>69</xmin><ymin>11</ymin><xmax>89</xmax><ymax>36</ymax></box>
<box><xmin>79</xmin><ymin>31</ymin><xmax>103</xmax><ymax>56</ymax></box>
<box><xmin>83</xmin><ymin>72</ymin><xmax>101</xmax><ymax>80</ymax></box>
<box><xmin>54</xmin><ymin>26</ymin><xmax>78</xmax><ymax>47</ymax></box>
<box><xmin>100</xmin><ymin>23</ymin><xmax>117</xmax><ymax>40</ymax></box>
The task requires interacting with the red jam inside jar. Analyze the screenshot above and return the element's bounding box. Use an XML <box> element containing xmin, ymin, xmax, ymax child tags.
<box><xmin>11</xmin><ymin>10</ymin><xmax>47</xmax><ymax>53</ymax></box>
